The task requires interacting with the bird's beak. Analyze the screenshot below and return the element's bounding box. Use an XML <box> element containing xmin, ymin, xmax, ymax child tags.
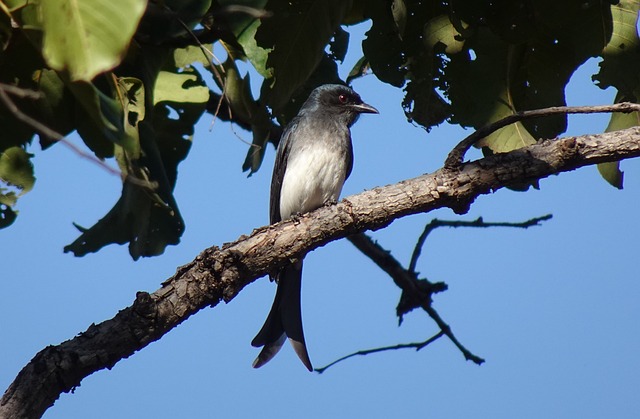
<box><xmin>351</xmin><ymin>102</ymin><xmax>379</xmax><ymax>114</ymax></box>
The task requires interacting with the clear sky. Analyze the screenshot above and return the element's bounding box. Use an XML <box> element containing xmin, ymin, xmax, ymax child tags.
<box><xmin>2</xmin><ymin>23</ymin><xmax>640</xmax><ymax>419</ymax></box>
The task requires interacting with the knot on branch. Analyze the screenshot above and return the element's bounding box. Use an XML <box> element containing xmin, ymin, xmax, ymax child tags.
<box><xmin>558</xmin><ymin>137</ymin><xmax>580</xmax><ymax>163</ymax></box>
<box><xmin>397</xmin><ymin>279</ymin><xmax>448</xmax><ymax>325</ymax></box>
<box><xmin>133</xmin><ymin>291</ymin><xmax>155</xmax><ymax>319</ymax></box>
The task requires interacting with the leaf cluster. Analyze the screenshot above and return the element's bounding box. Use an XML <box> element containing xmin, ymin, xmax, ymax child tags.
<box><xmin>0</xmin><ymin>0</ymin><xmax>638</xmax><ymax>258</ymax></box>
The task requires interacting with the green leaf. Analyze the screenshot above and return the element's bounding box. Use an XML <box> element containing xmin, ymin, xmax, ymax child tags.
<box><xmin>345</xmin><ymin>56</ymin><xmax>370</xmax><ymax>85</ymax></box>
<box><xmin>65</xmin><ymin>120</ymin><xmax>187</xmax><ymax>260</ymax></box>
<box><xmin>173</xmin><ymin>44</ymin><xmax>213</xmax><ymax>68</ymax></box>
<box><xmin>63</xmin><ymin>178</ymin><xmax>185</xmax><ymax>260</ymax></box>
<box><xmin>221</xmin><ymin>58</ymin><xmax>272</xmax><ymax>174</ymax></box>
<box><xmin>64</xmin><ymin>46</ymin><xmax>209</xmax><ymax>259</ymax></box>
<box><xmin>150</xmin><ymin>102</ymin><xmax>203</xmax><ymax>186</ymax></box>
<box><xmin>213</xmin><ymin>57</ymin><xmax>274</xmax><ymax>175</ymax></box>
<box><xmin>65</xmin><ymin>74</ymin><xmax>206</xmax><ymax>259</ymax></box>
<box><xmin>0</xmin><ymin>146</ymin><xmax>35</xmax><ymax>228</ymax></box>
<box><xmin>597</xmin><ymin>162</ymin><xmax>624</xmax><ymax>189</ymax></box>
<box><xmin>242</xmin><ymin>128</ymin><xmax>270</xmax><ymax>175</ymax></box>
<box><xmin>443</xmin><ymin>1</ymin><xmax>614</xmax><ymax>151</ymax></box>
<box><xmin>34</xmin><ymin>69</ymin><xmax>76</xmax><ymax>148</ymax></box>
<box><xmin>0</xmin><ymin>146</ymin><xmax>35</xmax><ymax>195</ymax></box>
<box><xmin>402</xmin><ymin>77</ymin><xmax>450</xmax><ymax>130</ymax></box>
<box><xmin>0</xmin><ymin>188</ymin><xmax>17</xmax><ymax>207</ymax></box>
<box><xmin>393</xmin><ymin>2</ymin><xmax>452</xmax><ymax>129</ymax></box>
<box><xmin>116</xmin><ymin>77</ymin><xmax>145</xmax><ymax>159</ymax></box>
<box><xmin>597</xmin><ymin>94</ymin><xmax>640</xmax><ymax>188</ymax></box>
<box><xmin>362</xmin><ymin>0</ymin><xmax>405</xmax><ymax>87</ymax></box>
<box><xmin>256</xmin><ymin>0</ymin><xmax>351</xmax><ymax>111</ymax></box>
<box><xmin>217</xmin><ymin>0</ymin><xmax>270</xmax><ymax>76</ymax></box>
<box><xmin>423</xmin><ymin>14</ymin><xmax>467</xmax><ymax>54</ymax></box>
<box><xmin>154</xmin><ymin>69</ymin><xmax>210</xmax><ymax>105</ymax></box>
<box><xmin>4</xmin><ymin>0</ymin><xmax>41</xmax><ymax>29</ymax></box>
<box><xmin>218</xmin><ymin>0</ymin><xmax>269</xmax><ymax>31</ymax></box>
<box><xmin>40</xmin><ymin>0</ymin><xmax>146</xmax><ymax>81</ymax></box>
<box><xmin>64</xmin><ymin>95</ymin><xmax>204</xmax><ymax>259</ymax></box>
<box><xmin>69</xmin><ymin>77</ymin><xmax>144</xmax><ymax>158</ymax></box>
<box><xmin>594</xmin><ymin>0</ymin><xmax>640</xmax><ymax>98</ymax></box>
<box><xmin>447</xmin><ymin>35</ymin><xmax>537</xmax><ymax>152</ymax></box>
<box><xmin>234</xmin><ymin>18</ymin><xmax>272</xmax><ymax>79</ymax></box>
<box><xmin>221</xmin><ymin>57</ymin><xmax>259</xmax><ymax>123</ymax></box>
<box><xmin>0</xmin><ymin>30</ymin><xmax>51</xmax><ymax>149</ymax></box>
<box><xmin>401</xmin><ymin>1</ymin><xmax>613</xmax><ymax>135</ymax></box>
<box><xmin>507</xmin><ymin>1</ymin><xmax>611</xmax><ymax>139</ymax></box>
<box><xmin>391</xmin><ymin>0</ymin><xmax>407</xmax><ymax>39</ymax></box>
<box><xmin>343</xmin><ymin>0</ymin><xmax>366</xmax><ymax>25</ymax></box>
<box><xmin>593</xmin><ymin>1</ymin><xmax>640</xmax><ymax>188</ymax></box>
<box><xmin>70</xmin><ymin>81</ymin><xmax>125</xmax><ymax>158</ymax></box>
<box><xmin>137</xmin><ymin>0</ymin><xmax>211</xmax><ymax>42</ymax></box>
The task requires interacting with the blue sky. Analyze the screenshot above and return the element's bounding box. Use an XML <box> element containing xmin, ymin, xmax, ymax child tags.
<box><xmin>2</xmin><ymin>23</ymin><xmax>640</xmax><ymax>418</ymax></box>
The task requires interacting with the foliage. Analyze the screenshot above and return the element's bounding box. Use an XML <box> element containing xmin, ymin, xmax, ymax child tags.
<box><xmin>0</xmin><ymin>0</ymin><xmax>639</xmax><ymax>258</ymax></box>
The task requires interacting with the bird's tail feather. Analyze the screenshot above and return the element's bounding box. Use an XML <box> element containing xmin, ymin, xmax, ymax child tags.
<box><xmin>251</xmin><ymin>261</ymin><xmax>313</xmax><ymax>371</ymax></box>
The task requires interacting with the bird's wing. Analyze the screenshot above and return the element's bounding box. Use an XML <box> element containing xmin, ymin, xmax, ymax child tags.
<box><xmin>270</xmin><ymin>118</ymin><xmax>299</xmax><ymax>224</ymax></box>
<box><xmin>344</xmin><ymin>130</ymin><xmax>354</xmax><ymax>181</ymax></box>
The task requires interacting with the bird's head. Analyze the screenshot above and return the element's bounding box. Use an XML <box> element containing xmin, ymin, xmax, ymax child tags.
<box><xmin>306</xmin><ymin>84</ymin><xmax>378</xmax><ymax>127</ymax></box>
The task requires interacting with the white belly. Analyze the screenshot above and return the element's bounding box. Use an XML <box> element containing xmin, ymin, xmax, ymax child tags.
<box><xmin>279</xmin><ymin>146</ymin><xmax>346</xmax><ymax>220</ymax></box>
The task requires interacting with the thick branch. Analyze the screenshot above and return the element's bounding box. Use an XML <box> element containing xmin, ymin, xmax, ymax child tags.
<box><xmin>2</xmin><ymin>127</ymin><xmax>639</xmax><ymax>418</ymax></box>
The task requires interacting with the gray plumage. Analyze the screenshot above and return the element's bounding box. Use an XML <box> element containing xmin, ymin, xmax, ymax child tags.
<box><xmin>251</xmin><ymin>84</ymin><xmax>378</xmax><ymax>371</ymax></box>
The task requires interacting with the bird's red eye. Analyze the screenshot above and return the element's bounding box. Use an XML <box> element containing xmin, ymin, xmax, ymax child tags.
<box><xmin>338</xmin><ymin>94</ymin><xmax>348</xmax><ymax>104</ymax></box>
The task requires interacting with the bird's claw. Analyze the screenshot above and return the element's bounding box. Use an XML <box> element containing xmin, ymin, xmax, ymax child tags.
<box><xmin>324</xmin><ymin>199</ymin><xmax>339</xmax><ymax>207</ymax></box>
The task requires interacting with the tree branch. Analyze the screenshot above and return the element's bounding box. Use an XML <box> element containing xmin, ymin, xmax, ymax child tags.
<box><xmin>314</xmin><ymin>332</ymin><xmax>445</xmax><ymax>374</ymax></box>
<box><xmin>408</xmin><ymin>215</ymin><xmax>553</xmax><ymax>273</ymax></box>
<box><xmin>2</xmin><ymin>127</ymin><xmax>639</xmax><ymax>418</ymax></box>
<box><xmin>341</xmin><ymin>215</ymin><xmax>551</xmax><ymax>369</ymax></box>
<box><xmin>348</xmin><ymin>232</ymin><xmax>480</xmax><ymax>363</ymax></box>
<box><xmin>445</xmin><ymin>102</ymin><xmax>640</xmax><ymax>168</ymax></box>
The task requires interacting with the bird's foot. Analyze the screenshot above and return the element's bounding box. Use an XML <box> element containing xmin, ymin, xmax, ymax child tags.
<box><xmin>324</xmin><ymin>199</ymin><xmax>338</xmax><ymax>207</ymax></box>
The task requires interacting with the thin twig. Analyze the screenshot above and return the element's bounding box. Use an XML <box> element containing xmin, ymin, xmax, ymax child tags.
<box><xmin>169</xmin><ymin>5</ymin><xmax>229</xmax><ymax>134</ymax></box>
<box><xmin>220</xmin><ymin>5</ymin><xmax>272</xmax><ymax>19</ymax></box>
<box><xmin>409</xmin><ymin>214</ymin><xmax>553</xmax><ymax>273</ymax></box>
<box><xmin>315</xmin><ymin>332</ymin><xmax>445</xmax><ymax>374</ymax></box>
<box><xmin>144</xmin><ymin>6</ymin><xmax>271</xmax><ymax>48</ymax></box>
<box><xmin>347</xmin><ymin>215</ymin><xmax>552</xmax><ymax>367</ymax></box>
<box><xmin>0</xmin><ymin>84</ymin><xmax>155</xmax><ymax>189</ymax></box>
<box><xmin>0</xmin><ymin>84</ymin><xmax>120</xmax><ymax>174</ymax></box>
<box><xmin>445</xmin><ymin>102</ymin><xmax>640</xmax><ymax>168</ymax></box>
<box><xmin>206</xmin><ymin>90</ymin><xmax>283</xmax><ymax>138</ymax></box>
<box><xmin>0</xmin><ymin>83</ymin><xmax>43</xmax><ymax>100</ymax></box>
<box><xmin>348</xmin><ymin>232</ymin><xmax>484</xmax><ymax>364</ymax></box>
<box><xmin>0</xmin><ymin>84</ymin><xmax>71</xmax><ymax>144</ymax></box>
<box><xmin>171</xmin><ymin>10</ymin><xmax>226</xmax><ymax>86</ymax></box>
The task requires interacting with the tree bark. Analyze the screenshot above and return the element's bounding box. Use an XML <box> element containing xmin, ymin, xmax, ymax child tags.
<box><xmin>2</xmin><ymin>127</ymin><xmax>639</xmax><ymax>419</ymax></box>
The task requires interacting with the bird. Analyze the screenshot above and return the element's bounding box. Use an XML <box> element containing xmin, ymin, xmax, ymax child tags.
<box><xmin>251</xmin><ymin>84</ymin><xmax>378</xmax><ymax>371</ymax></box>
